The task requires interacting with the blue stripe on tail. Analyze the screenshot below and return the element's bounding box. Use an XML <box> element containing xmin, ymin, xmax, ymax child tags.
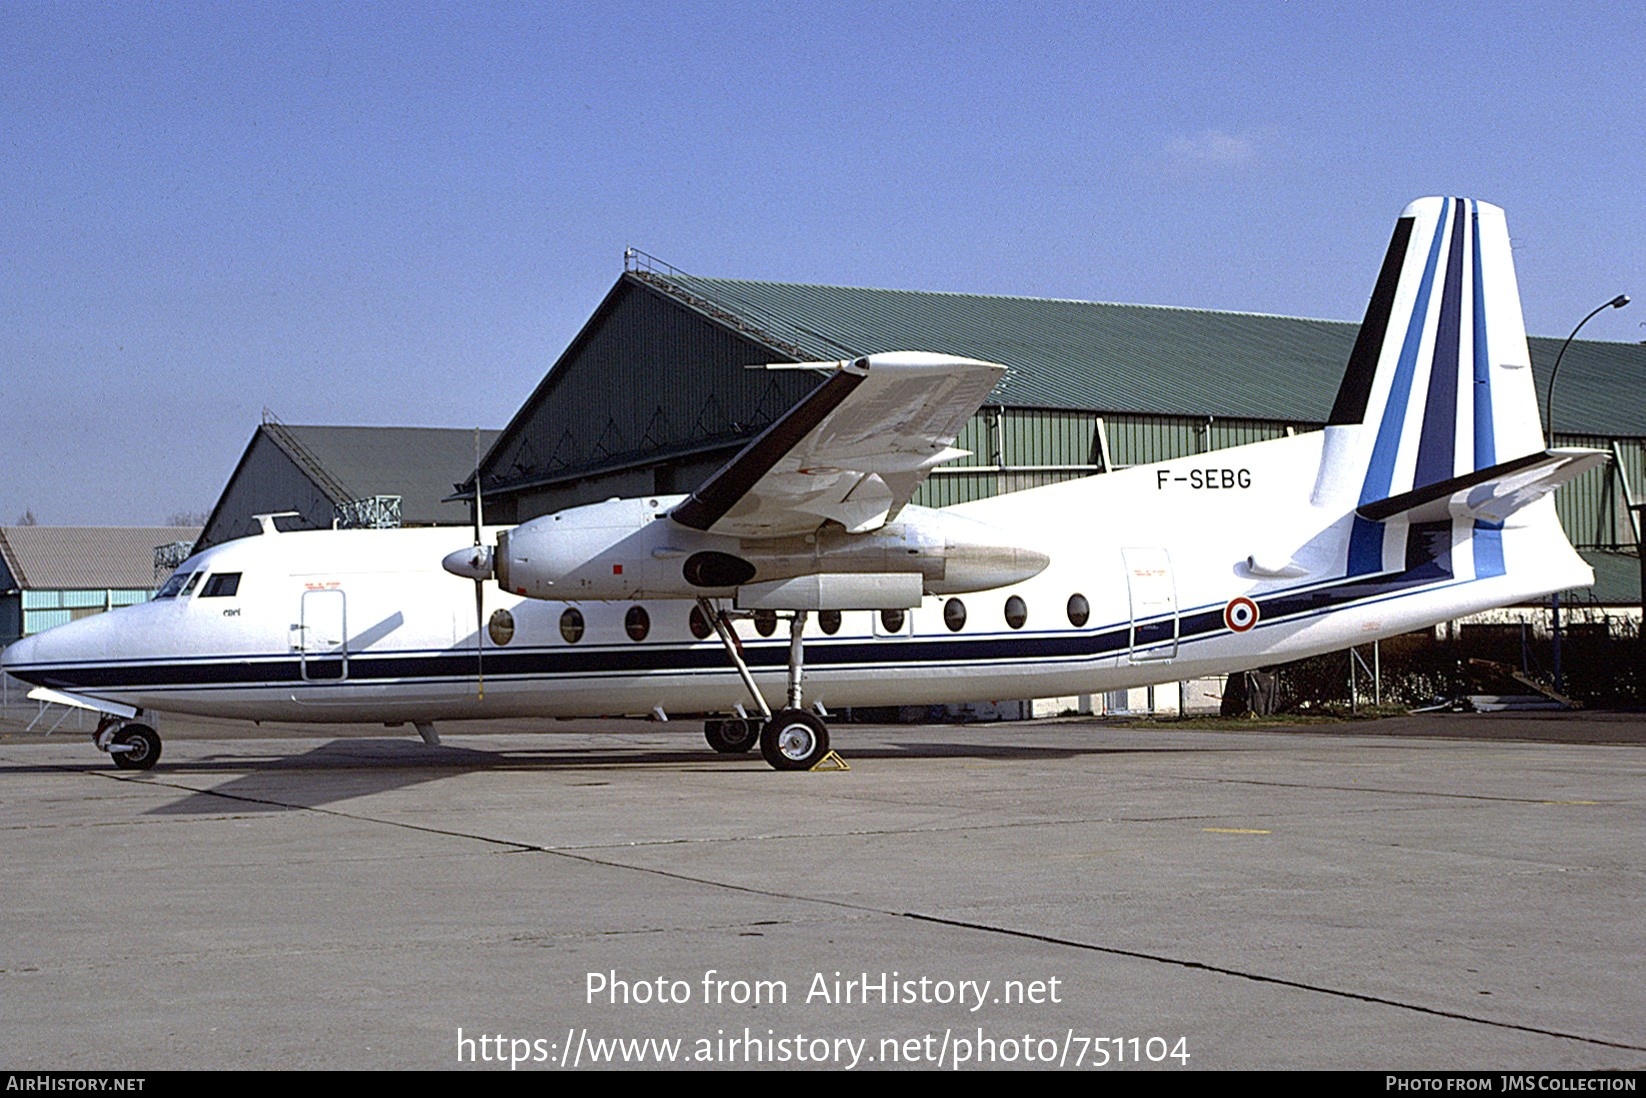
<box><xmin>1348</xmin><ymin>197</ymin><xmax>1452</xmax><ymax>576</ymax></box>
<box><xmin>1469</xmin><ymin>200</ymin><xmax>1506</xmax><ymax>578</ymax></box>
<box><xmin>1414</xmin><ymin>199</ymin><xmax>1466</xmax><ymax>490</ymax></box>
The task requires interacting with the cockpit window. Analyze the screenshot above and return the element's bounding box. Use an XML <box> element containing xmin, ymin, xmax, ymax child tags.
<box><xmin>155</xmin><ymin>572</ymin><xmax>193</xmax><ymax>599</ymax></box>
<box><xmin>200</xmin><ymin>573</ymin><xmax>242</xmax><ymax>598</ymax></box>
<box><xmin>182</xmin><ymin>572</ymin><xmax>205</xmax><ymax>596</ymax></box>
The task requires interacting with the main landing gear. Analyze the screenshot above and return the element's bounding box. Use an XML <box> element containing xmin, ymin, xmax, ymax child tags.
<box><xmin>94</xmin><ymin>715</ymin><xmax>162</xmax><ymax>771</ymax></box>
<box><xmin>696</xmin><ymin>598</ymin><xmax>832</xmax><ymax>771</ymax></box>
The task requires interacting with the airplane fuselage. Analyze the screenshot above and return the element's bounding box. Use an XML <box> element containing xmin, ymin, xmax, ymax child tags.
<box><xmin>2</xmin><ymin>430</ymin><xmax>1587</xmax><ymax>727</ymax></box>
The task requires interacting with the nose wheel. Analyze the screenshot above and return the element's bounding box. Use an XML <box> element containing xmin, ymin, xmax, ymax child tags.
<box><xmin>103</xmin><ymin>723</ymin><xmax>162</xmax><ymax>770</ymax></box>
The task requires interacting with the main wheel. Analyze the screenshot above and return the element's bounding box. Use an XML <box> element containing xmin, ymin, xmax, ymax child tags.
<box><xmin>110</xmin><ymin>724</ymin><xmax>161</xmax><ymax>771</ymax></box>
<box><xmin>759</xmin><ymin>709</ymin><xmax>829</xmax><ymax>771</ymax></box>
<box><xmin>704</xmin><ymin>718</ymin><xmax>760</xmax><ymax>754</ymax></box>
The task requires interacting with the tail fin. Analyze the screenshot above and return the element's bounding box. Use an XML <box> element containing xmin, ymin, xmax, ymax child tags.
<box><xmin>1310</xmin><ymin>197</ymin><xmax>1588</xmax><ymax>577</ymax></box>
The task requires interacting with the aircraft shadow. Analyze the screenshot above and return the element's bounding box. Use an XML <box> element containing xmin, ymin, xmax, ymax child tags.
<box><xmin>92</xmin><ymin>734</ymin><xmax>1227</xmax><ymax>815</ymax></box>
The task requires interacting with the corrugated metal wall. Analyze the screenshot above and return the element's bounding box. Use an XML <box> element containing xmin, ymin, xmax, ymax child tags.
<box><xmin>917</xmin><ymin>409</ymin><xmax>1302</xmax><ymax>509</ymax></box>
<box><xmin>1551</xmin><ymin>433</ymin><xmax>1643</xmax><ymax>550</ymax></box>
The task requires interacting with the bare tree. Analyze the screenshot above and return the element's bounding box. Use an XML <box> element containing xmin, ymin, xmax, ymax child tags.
<box><xmin>15</xmin><ymin>509</ymin><xmax>37</xmax><ymax>526</ymax></box>
<box><xmin>166</xmin><ymin>510</ymin><xmax>210</xmax><ymax>527</ymax></box>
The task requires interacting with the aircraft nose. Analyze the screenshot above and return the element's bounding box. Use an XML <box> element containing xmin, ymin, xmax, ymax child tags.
<box><xmin>443</xmin><ymin>545</ymin><xmax>493</xmax><ymax>581</ymax></box>
<box><xmin>1</xmin><ymin>632</ymin><xmax>40</xmax><ymax>682</ymax></box>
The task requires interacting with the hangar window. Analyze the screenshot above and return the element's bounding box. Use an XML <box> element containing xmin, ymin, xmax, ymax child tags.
<box><xmin>155</xmin><ymin>572</ymin><xmax>193</xmax><ymax>599</ymax></box>
<box><xmin>818</xmin><ymin>610</ymin><xmax>842</xmax><ymax>635</ymax></box>
<box><xmin>1004</xmin><ymin>595</ymin><xmax>1027</xmax><ymax>629</ymax></box>
<box><xmin>880</xmin><ymin>608</ymin><xmax>905</xmax><ymax>633</ymax></box>
<box><xmin>1067</xmin><ymin>593</ymin><xmax>1090</xmax><ymax>628</ymax></box>
<box><xmin>753</xmin><ymin>609</ymin><xmax>777</xmax><ymax>637</ymax></box>
<box><xmin>943</xmin><ymin>598</ymin><xmax>967</xmax><ymax>632</ymax></box>
<box><xmin>200</xmin><ymin>573</ymin><xmax>241</xmax><ymax>598</ymax></box>
<box><xmin>559</xmin><ymin>608</ymin><xmax>585</xmax><ymax>644</ymax></box>
<box><xmin>689</xmin><ymin>604</ymin><xmax>713</xmax><ymax>639</ymax></box>
<box><xmin>625</xmin><ymin>605</ymin><xmax>651</xmax><ymax>642</ymax></box>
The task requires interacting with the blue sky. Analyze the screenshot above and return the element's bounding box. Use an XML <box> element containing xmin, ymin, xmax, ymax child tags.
<box><xmin>3</xmin><ymin>1</ymin><xmax>1642</xmax><ymax>524</ymax></box>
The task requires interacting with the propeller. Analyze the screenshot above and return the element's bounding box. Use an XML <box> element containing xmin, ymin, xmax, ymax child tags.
<box><xmin>442</xmin><ymin>430</ymin><xmax>494</xmax><ymax>700</ymax></box>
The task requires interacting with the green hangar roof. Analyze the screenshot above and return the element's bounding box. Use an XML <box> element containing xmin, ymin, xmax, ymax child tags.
<box><xmin>653</xmin><ymin>272</ymin><xmax>1646</xmax><ymax>436</ymax></box>
<box><xmin>659</xmin><ymin>274</ymin><xmax>1357</xmax><ymax>420</ymax></box>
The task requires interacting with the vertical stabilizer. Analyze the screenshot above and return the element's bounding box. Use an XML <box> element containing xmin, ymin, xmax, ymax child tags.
<box><xmin>1311</xmin><ymin>198</ymin><xmax>1547</xmax><ymax>577</ymax></box>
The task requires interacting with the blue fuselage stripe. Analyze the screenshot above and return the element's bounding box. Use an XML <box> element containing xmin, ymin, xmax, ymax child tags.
<box><xmin>11</xmin><ymin>564</ymin><xmax>1466</xmax><ymax>694</ymax></box>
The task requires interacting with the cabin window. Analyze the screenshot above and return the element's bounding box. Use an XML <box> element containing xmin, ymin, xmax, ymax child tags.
<box><xmin>200</xmin><ymin>573</ymin><xmax>241</xmax><ymax>598</ymax></box>
<box><xmin>753</xmin><ymin>609</ymin><xmax>777</xmax><ymax>637</ymax></box>
<box><xmin>1067</xmin><ymin>593</ymin><xmax>1090</xmax><ymax>628</ymax></box>
<box><xmin>487</xmin><ymin>609</ymin><xmax>515</xmax><ymax>646</ymax></box>
<box><xmin>559</xmin><ymin>608</ymin><xmax>585</xmax><ymax>644</ymax></box>
<box><xmin>155</xmin><ymin>572</ymin><xmax>193</xmax><ymax>599</ymax></box>
<box><xmin>1005</xmin><ymin>595</ymin><xmax>1027</xmax><ymax>629</ymax></box>
<box><xmin>818</xmin><ymin>610</ymin><xmax>842</xmax><ymax>635</ymax></box>
<box><xmin>880</xmin><ymin>608</ymin><xmax>905</xmax><ymax>633</ymax></box>
<box><xmin>943</xmin><ymin>598</ymin><xmax>967</xmax><ymax>632</ymax></box>
<box><xmin>625</xmin><ymin>605</ymin><xmax>651</xmax><ymax>642</ymax></box>
<box><xmin>689</xmin><ymin>604</ymin><xmax>713</xmax><ymax>639</ymax></box>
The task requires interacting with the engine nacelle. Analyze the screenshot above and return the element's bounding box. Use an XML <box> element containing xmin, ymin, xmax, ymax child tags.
<box><xmin>491</xmin><ymin>497</ymin><xmax>1049</xmax><ymax>607</ymax></box>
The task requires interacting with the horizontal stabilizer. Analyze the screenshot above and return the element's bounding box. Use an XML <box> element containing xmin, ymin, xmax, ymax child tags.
<box><xmin>1355</xmin><ymin>448</ymin><xmax>1607</xmax><ymax>525</ymax></box>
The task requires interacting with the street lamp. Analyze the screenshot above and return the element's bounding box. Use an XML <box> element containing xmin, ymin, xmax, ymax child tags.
<box><xmin>1541</xmin><ymin>294</ymin><xmax>1630</xmax><ymax>696</ymax></box>
<box><xmin>1544</xmin><ymin>294</ymin><xmax>1630</xmax><ymax>443</ymax></box>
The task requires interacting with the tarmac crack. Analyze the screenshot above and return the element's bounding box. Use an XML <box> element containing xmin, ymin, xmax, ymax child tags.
<box><xmin>902</xmin><ymin>912</ymin><xmax>1646</xmax><ymax>1055</ymax></box>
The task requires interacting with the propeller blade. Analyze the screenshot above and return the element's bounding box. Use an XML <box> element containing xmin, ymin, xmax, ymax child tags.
<box><xmin>474</xmin><ymin>576</ymin><xmax>485</xmax><ymax>701</ymax></box>
<box><xmin>472</xmin><ymin>429</ymin><xmax>486</xmax><ymax>700</ymax></box>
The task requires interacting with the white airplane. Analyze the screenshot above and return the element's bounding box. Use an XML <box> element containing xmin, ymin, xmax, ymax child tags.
<box><xmin>2</xmin><ymin>197</ymin><xmax>1606</xmax><ymax>771</ymax></box>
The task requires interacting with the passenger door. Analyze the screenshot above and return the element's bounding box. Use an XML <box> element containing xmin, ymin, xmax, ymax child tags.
<box><xmin>296</xmin><ymin>588</ymin><xmax>348</xmax><ymax>681</ymax></box>
<box><xmin>1123</xmin><ymin>547</ymin><xmax>1179</xmax><ymax>662</ymax></box>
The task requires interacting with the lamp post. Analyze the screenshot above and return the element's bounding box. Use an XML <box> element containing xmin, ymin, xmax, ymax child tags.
<box><xmin>1542</xmin><ymin>294</ymin><xmax>1630</xmax><ymax>696</ymax></box>
<box><xmin>1633</xmin><ymin>502</ymin><xmax>1646</xmax><ymax>702</ymax></box>
<box><xmin>1544</xmin><ymin>294</ymin><xmax>1630</xmax><ymax>443</ymax></box>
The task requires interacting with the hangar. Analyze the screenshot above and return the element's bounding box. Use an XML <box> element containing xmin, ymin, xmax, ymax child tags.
<box><xmin>0</xmin><ymin>524</ymin><xmax>199</xmax><ymax>648</ymax></box>
<box><xmin>471</xmin><ymin>252</ymin><xmax>1646</xmax><ymax>605</ymax></box>
<box><xmin>198</xmin><ymin>419</ymin><xmax>500</xmax><ymax>549</ymax></box>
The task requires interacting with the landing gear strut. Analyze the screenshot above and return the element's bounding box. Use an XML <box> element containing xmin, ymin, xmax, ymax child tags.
<box><xmin>696</xmin><ymin>598</ymin><xmax>832</xmax><ymax>770</ymax></box>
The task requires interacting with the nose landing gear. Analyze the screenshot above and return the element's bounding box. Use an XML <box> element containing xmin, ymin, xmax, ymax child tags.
<box><xmin>94</xmin><ymin>715</ymin><xmax>162</xmax><ymax>771</ymax></box>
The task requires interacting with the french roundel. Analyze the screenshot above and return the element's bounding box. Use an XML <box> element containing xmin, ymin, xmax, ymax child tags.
<box><xmin>1223</xmin><ymin>597</ymin><xmax>1259</xmax><ymax>633</ymax></box>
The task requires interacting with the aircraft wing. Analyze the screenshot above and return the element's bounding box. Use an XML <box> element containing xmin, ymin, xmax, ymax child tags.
<box><xmin>669</xmin><ymin>352</ymin><xmax>1005</xmax><ymax>538</ymax></box>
